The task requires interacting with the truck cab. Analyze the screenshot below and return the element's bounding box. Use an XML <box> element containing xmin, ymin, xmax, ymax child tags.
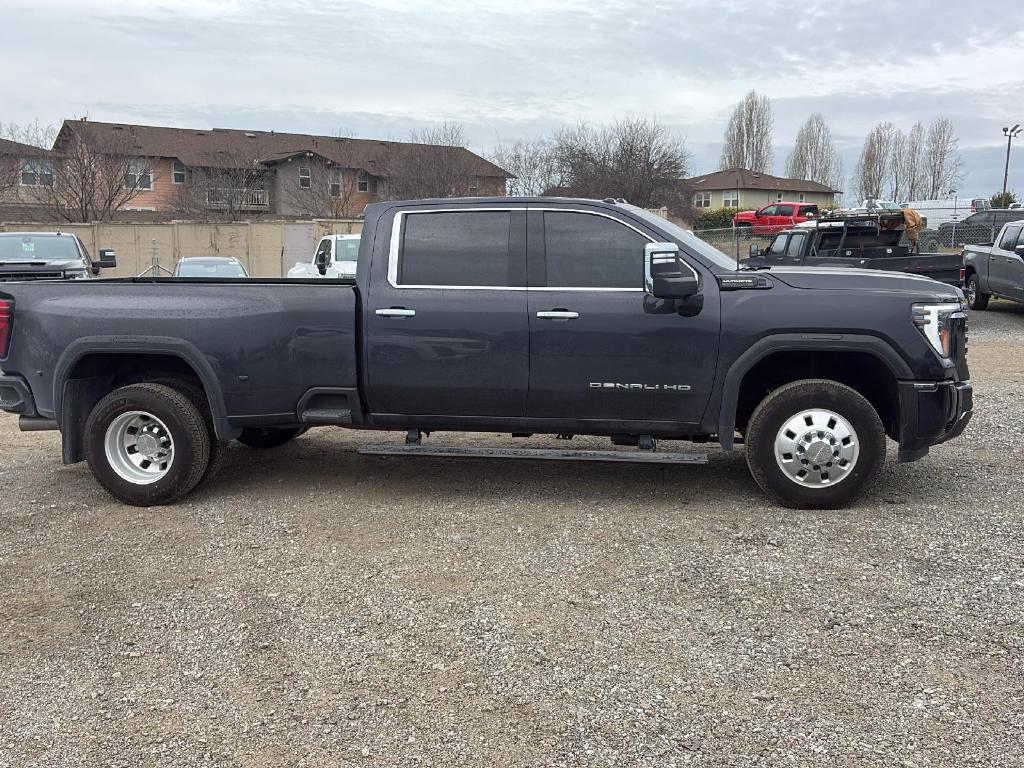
<box><xmin>963</xmin><ymin>219</ymin><xmax>1024</xmax><ymax>308</ymax></box>
<box><xmin>287</xmin><ymin>234</ymin><xmax>361</xmax><ymax>279</ymax></box>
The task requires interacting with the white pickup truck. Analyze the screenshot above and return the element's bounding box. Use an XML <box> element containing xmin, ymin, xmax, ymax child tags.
<box><xmin>286</xmin><ymin>234</ymin><xmax>361</xmax><ymax>279</ymax></box>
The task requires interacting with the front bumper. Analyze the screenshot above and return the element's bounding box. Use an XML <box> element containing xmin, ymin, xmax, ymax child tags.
<box><xmin>897</xmin><ymin>379</ymin><xmax>973</xmax><ymax>462</ymax></box>
<box><xmin>0</xmin><ymin>373</ymin><xmax>37</xmax><ymax>416</ymax></box>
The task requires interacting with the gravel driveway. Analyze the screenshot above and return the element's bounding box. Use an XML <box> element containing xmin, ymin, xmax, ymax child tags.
<box><xmin>1</xmin><ymin>302</ymin><xmax>1022</xmax><ymax>767</ymax></box>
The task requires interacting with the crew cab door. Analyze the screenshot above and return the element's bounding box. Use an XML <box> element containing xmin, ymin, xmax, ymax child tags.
<box><xmin>365</xmin><ymin>207</ymin><xmax>529</xmax><ymax>417</ymax></box>
<box><xmin>989</xmin><ymin>224</ymin><xmax>1024</xmax><ymax>300</ymax></box>
<box><xmin>525</xmin><ymin>208</ymin><xmax>720</xmax><ymax>425</ymax></box>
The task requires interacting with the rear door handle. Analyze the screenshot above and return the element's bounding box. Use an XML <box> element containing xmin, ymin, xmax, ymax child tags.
<box><xmin>376</xmin><ymin>308</ymin><xmax>416</xmax><ymax>317</ymax></box>
<box><xmin>536</xmin><ymin>310</ymin><xmax>579</xmax><ymax>320</ymax></box>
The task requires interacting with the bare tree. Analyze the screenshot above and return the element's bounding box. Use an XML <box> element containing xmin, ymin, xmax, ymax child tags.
<box><xmin>902</xmin><ymin>122</ymin><xmax>928</xmax><ymax>201</ymax></box>
<box><xmin>888</xmin><ymin>128</ymin><xmax>908</xmax><ymax>202</ymax></box>
<box><xmin>851</xmin><ymin>122</ymin><xmax>897</xmax><ymax>201</ymax></box>
<box><xmin>278</xmin><ymin>155</ymin><xmax>362</xmax><ymax>218</ymax></box>
<box><xmin>719</xmin><ymin>91</ymin><xmax>774</xmax><ymax>173</ymax></box>
<box><xmin>487</xmin><ymin>138</ymin><xmax>559</xmax><ymax>196</ymax></box>
<box><xmin>21</xmin><ymin>121</ymin><xmax>159</xmax><ymax>222</ymax></box>
<box><xmin>172</xmin><ymin>144</ymin><xmax>272</xmax><ymax>221</ymax></box>
<box><xmin>0</xmin><ymin>121</ymin><xmax>56</xmax><ymax>205</ymax></box>
<box><xmin>785</xmin><ymin>113</ymin><xmax>841</xmax><ymax>189</ymax></box>
<box><xmin>923</xmin><ymin>117</ymin><xmax>963</xmax><ymax>199</ymax></box>
<box><xmin>550</xmin><ymin>117</ymin><xmax>691</xmax><ymax>208</ymax></box>
<box><xmin>381</xmin><ymin>122</ymin><xmax>480</xmax><ymax>200</ymax></box>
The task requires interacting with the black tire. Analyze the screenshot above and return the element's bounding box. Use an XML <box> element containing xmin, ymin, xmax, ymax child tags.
<box><xmin>236</xmin><ymin>426</ymin><xmax>304</xmax><ymax>449</ymax></box>
<box><xmin>965</xmin><ymin>272</ymin><xmax>990</xmax><ymax>311</ymax></box>
<box><xmin>745</xmin><ymin>379</ymin><xmax>886</xmax><ymax>509</ymax></box>
<box><xmin>148</xmin><ymin>377</ymin><xmax>226</xmax><ymax>484</ymax></box>
<box><xmin>84</xmin><ymin>383</ymin><xmax>211</xmax><ymax>506</ymax></box>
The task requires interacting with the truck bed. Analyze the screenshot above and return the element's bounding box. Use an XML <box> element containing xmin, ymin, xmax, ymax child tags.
<box><xmin>0</xmin><ymin>278</ymin><xmax>359</xmax><ymax>425</ymax></box>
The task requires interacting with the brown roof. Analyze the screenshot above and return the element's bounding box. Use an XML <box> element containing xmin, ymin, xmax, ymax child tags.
<box><xmin>0</xmin><ymin>137</ymin><xmax>50</xmax><ymax>157</ymax></box>
<box><xmin>57</xmin><ymin>119</ymin><xmax>509</xmax><ymax>178</ymax></box>
<box><xmin>683</xmin><ymin>168</ymin><xmax>839</xmax><ymax>194</ymax></box>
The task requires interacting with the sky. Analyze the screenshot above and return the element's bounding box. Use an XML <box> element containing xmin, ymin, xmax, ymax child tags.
<box><xmin>2</xmin><ymin>0</ymin><xmax>1023</xmax><ymax>199</ymax></box>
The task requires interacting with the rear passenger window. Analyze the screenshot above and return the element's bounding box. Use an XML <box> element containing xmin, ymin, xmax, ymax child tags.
<box><xmin>543</xmin><ymin>212</ymin><xmax>648</xmax><ymax>289</ymax></box>
<box><xmin>776</xmin><ymin>205</ymin><xmax>794</xmax><ymax>217</ymax></box>
<box><xmin>999</xmin><ymin>225</ymin><xmax>1021</xmax><ymax>251</ymax></box>
<box><xmin>398</xmin><ymin>211</ymin><xmax>513</xmax><ymax>287</ymax></box>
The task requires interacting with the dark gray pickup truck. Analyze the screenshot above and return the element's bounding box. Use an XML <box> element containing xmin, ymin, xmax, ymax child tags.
<box><xmin>0</xmin><ymin>197</ymin><xmax>972</xmax><ymax>509</ymax></box>
<box><xmin>962</xmin><ymin>219</ymin><xmax>1024</xmax><ymax>308</ymax></box>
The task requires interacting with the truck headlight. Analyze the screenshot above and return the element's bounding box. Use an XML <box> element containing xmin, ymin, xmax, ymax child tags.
<box><xmin>912</xmin><ymin>301</ymin><xmax>965</xmax><ymax>359</ymax></box>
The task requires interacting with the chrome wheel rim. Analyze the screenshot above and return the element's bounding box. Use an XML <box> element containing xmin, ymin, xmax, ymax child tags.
<box><xmin>966</xmin><ymin>277</ymin><xmax>976</xmax><ymax>306</ymax></box>
<box><xmin>774</xmin><ymin>409</ymin><xmax>859</xmax><ymax>487</ymax></box>
<box><xmin>104</xmin><ymin>411</ymin><xmax>175</xmax><ymax>485</ymax></box>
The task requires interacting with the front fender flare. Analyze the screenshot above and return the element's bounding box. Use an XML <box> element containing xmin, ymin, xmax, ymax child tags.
<box><xmin>714</xmin><ymin>333</ymin><xmax>914</xmax><ymax>451</ymax></box>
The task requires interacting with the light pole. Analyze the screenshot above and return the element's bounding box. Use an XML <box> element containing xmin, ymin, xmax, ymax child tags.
<box><xmin>1003</xmin><ymin>124</ymin><xmax>1021</xmax><ymax>198</ymax></box>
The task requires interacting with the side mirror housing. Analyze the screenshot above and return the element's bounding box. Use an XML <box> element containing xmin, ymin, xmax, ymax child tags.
<box><xmin>748</xmin><ymin>243</ymin><xmax>761</xmax><ymax>258</ymax></box>
<box><xmin>315</xmin><ymin>251</ymin><xmax>328</xmax><ymax>275</ymax></box>
<box><xmin>94</xmin><ymin>249</ymin><xmax>117</xmax><ymax>272</ymax></box>
<box><xmin>644</xmin><ymin>242</ymin><xmax>699</xmax><ymax>299</ymax></box>
<box><xmin>1016</xmin><ymin>243</ymin><xmax>1024</xmax><ymax>257</ymax></box>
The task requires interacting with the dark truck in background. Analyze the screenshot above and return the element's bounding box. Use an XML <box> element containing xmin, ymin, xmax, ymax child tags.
<box><xmin>0</xmin><ymin>197</ymin><xmax>972</xmax><ymax>509</ymax></box>
<box><xmin>0</xmin><ymin>231</ymin><xmax>117</xmax><ymax>282</ymax></box>
<box><xmin>745</xmin><ymin>211</ymin><xmax>962</xmax><ymax>285</ymax></box>
<box><xmin>962</xmin><ymin>218</ymin><xmax>1024</xmax><ymax>308</ymax></box>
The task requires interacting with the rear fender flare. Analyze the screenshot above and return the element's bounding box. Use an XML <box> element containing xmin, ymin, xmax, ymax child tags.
<box><xmin>53</xmin><ymin>336</ymin><xmax>236</xmax><ymax>441</ymax></box>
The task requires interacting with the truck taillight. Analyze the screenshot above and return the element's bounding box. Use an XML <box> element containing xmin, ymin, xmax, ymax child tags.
<box><xmin>0</xmin><ymin>300</ymin><xmax>11</xmax><ymax>358</ymax></box>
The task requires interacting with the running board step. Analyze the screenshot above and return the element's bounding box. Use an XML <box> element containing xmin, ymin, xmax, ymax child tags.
<box><xmin>357</xmin><ymin>444</ymin><xmax>708</xmax><ymax>464</ymax></box>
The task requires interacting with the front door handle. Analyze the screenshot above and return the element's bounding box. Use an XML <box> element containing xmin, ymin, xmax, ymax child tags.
<box><xmin>536</xmin><ymin>310</ymin><xmax>579</xmax><ymax>320</ymax></box>
<box><xmin>376</xmin><ymin>308</ymin><xmax>416</xmax><ymax>317</ymax></box>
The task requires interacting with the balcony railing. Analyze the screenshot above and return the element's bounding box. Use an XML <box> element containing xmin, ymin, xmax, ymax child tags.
<box><xmin>205</xmin><ymin>187</ymin><xmax>269</xmax><ymax>209</ymax></box>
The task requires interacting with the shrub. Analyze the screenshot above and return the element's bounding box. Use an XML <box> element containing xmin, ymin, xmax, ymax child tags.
<box><xmin>694</xmin><ymin>207</ymin><xmax>739</xmax><ymax>230</ymax></box>
<box><xmin>991</xmin><ymin>191</ymin><xmax>1017</xmax><ymax>208</ymax></box>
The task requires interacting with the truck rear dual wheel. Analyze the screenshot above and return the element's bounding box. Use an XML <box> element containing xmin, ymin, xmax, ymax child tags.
<box><xmin>965</xmin><ymin>273</ymin><xmax>990</xmax><ymax>310</ymax></box>
<box><xmin>745</xmin><ymin>379</ymin><xmax>886</xmax><ymax>509</ymax></box>
<box><xmin>236</xmin><ymin>426</ymin><xmax>306</xmax><ymax>449</ymax></box>
<box><xmin>84</xmin><ymin>383</ymin><xmax>211</xmax><ymax>506</ymax></box>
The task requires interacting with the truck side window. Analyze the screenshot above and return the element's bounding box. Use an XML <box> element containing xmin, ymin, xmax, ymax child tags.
<box><xmin>999</xmin><ymin>225</ymin><xmax>1021</xmax><ymax>251</ymax></box>
<box><xmin>785</xmin><ymin>233</ymin><xmax>805</xmax><ymax>258</ymax></box>
<box><xmin>776</xmin><ymin>205</ymin><xmax>794</xmax><ymax>217</ymax></box>
<box><xmin>398</xmin><ymin>211</ymin><xmax>512</xmax><ymax>287</ymax></box>
<box><xmin>543</xmin><ymin>211</ymin><xmax>648</xmax><ymax>289</ymax></box>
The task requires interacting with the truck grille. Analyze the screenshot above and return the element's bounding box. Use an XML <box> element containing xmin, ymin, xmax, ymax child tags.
<box><xmin>0</xmin><ymin>271</ymin><xmax>66</xmax><ymax>282</ymax></box>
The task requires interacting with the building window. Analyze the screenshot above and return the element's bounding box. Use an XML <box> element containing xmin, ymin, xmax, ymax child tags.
<box><xmin>20</xmin><ymin>158</ymin><xmax>53</xmax><ymax>187</ymax></box>
<box><xmin>468</xmin><ymin>176</ymin><xmax>479</xmax><ymax>192</ymax></box>
<box><xmin>330</xmin><ymin>169</ymin><xmax>342</xmax><ymax>198</ymax></box>
<box><xmin>172</xmin><ymin>160</ymin><xmax>186</xmax><ymax>184</ymax></box>
<box><xmin>124</xmin><ymin>159</ymin><xmax>152</xmax><ymax>191</ymax></box>
<box><xmin>357</xmin><ymin>170</ymin><xmax>370</xmax><ymax>193</ymax></box>
<box><xmin>799</xmin><ymin>192</ymin><xmax>806</xmax><ymax>202</ymax></box>
<box><xmin>693</xmin><ymin>192</ymin><xmax>711</xmax><ymax>209</ymax></box>
<box><xmin>776</xmin><ymin>191</ymin><xmax>784</xmax><ymax>202</ymax></box>
<box><xmin>722</xmin><ymin>190</ymin><xmax>739</xmax><ymax>208</ymax></box>
<box><xmin>299</xmin><ymin>166</ymin><xmax>311</xmax><ymax>189</ymax></box>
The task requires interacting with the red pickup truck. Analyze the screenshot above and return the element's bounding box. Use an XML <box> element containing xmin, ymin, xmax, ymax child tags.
<box><xmin>733</xmin><ymin>202</ymin><xmax>819</xmax><ymax>234</ymax></box>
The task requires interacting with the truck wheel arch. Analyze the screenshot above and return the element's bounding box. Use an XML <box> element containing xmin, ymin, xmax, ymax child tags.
<box><xmin>54</xmin><ymin>337</ymin><xmax>237</xmax><ymax>463</ymax></box>
<box><xmin>715</xmin><ymin>334</ymin><xmax>913</xmax><ymax>451</ymax></box>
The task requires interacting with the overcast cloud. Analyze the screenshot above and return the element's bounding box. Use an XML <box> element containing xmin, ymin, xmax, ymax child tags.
<box><xmin>3</xmin><ymin>0</ymin><xmax>1022</xmax><ymax>197</ymax></box>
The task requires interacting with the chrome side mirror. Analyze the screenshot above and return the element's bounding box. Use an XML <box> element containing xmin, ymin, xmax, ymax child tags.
<box><xmin>644</xmin><ymin>242</ymin><xmax>698</xmax><ymax>299</ymax></box>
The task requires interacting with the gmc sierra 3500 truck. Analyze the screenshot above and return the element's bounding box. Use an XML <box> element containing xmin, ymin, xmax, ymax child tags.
<box><xmin>962</xmin><ymin>218</ymin><xmax>1024</xmax><ymax>308</ymax></box>
<box><xmin>0</xmin><ymin>197</ymin><xmax>972</xmax><ymax>509</ymax></box>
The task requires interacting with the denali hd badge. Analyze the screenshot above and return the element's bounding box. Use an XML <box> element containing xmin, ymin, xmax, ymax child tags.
<box><xmin>590</xmin><ymin>383</ymin><xmax>691</xmax><ymax>391</ymax></box>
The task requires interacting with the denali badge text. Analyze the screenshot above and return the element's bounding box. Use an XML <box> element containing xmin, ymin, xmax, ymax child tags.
<box><xmin>590</xmin><ymin>382</ymin><xmax>691</xmax><ymax>391</ymax></box>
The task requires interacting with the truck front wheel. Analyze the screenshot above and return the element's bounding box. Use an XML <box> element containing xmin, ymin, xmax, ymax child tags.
<box><xmin>84</xmin><ymin>383</ymin><xmax>211</xmax><ymax>506</ymax></box>
<box><xmin>965</xmin><ymin>273</ymin><xmax>990</xmax><ymax>310</ymax></box>
<box><xmin>745</xmin><ymin>379</ymin><xmax>885</xmax><ymax>509</ymax></box>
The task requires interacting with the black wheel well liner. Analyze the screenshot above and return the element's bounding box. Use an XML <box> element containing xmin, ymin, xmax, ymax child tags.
<box><xmin>716</xmin><ymin>334</ymin><xmax>913</xmax><ymax>450</ymax></box>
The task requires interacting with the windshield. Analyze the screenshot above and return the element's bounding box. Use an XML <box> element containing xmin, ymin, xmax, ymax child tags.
<box><xmin>0</xmin><ymin>234</ymin><xmax>81</xmax><ymax>263</ymax></box>
<box><xmin>176</xmin><ymin>260</ymin><xmax>248</xmax><ymax>278</ymax></box>
<box><xmin>626</xmin><ymin>207</ymin><xmax>737</xmax><ymax>269</ymax></box>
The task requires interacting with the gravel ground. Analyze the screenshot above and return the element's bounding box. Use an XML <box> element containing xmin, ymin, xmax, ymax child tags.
<box><xmin>1</xmin><ymin>302</ymin><xmax>1022</xmax><ymax>767</ymax></box>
